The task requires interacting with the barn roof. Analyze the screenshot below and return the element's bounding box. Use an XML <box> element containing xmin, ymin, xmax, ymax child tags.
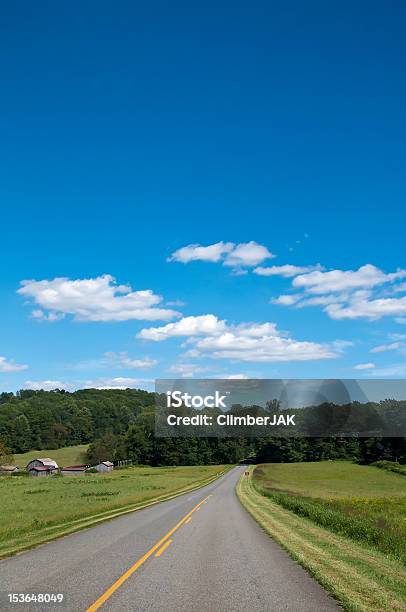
<box><xmin>61</xmin><ymin>465</ymin><xmax>87</xmax><ymax>471</ymax></box>
<box><xmin>0</xmin><ymin>465</ymin><xmax>18</xmax><ymax>471</ymax></box>
<box><xmin>101</xmin><ymin>461</ymin><xmax>114</xmax><ymax>467</ymax></box>
<box><xmin>26</xmin><ymin>458</ymin><xmax>58</xmax><ymax>469</ymax></box>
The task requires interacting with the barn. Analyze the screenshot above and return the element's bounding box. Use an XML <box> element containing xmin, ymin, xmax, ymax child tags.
<box><xmin>26</xmin><ymin>458</ymin><xmax>58</xmax><ymax>472</ymax></box>
<box><xmin>0</xmin><ymin>465</ymin><xmax>19</xmax><ymax>475</ymax></box>
<box><xmin>28</xmin><ymin>466</ymin><xmax>54</xmax><ymax>477</ymax></box>
<box><xmin>95</xmin><ymin>461</ymin><xmax>114</xmax><ymax>473</ymax></box>
<box><xmin>60</xmin><ymin>465</ymin><xmax>88</xmax><ymax>477</ymax></box>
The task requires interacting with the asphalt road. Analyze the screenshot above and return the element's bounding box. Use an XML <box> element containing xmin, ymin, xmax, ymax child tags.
<box><xmin>0</xmin><ymin>467</ymin><xmax>338</xmax><ymax>612</ymax></box>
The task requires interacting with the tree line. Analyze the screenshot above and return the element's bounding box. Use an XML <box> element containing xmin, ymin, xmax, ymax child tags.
<box><xmin>0</xmin><ymin>389</ymin><xmax>405</xmax><ymax>466</ymax></box>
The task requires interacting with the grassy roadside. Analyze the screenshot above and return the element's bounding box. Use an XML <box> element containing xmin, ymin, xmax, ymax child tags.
<box><xmin>237</xmin><ymin>467</ymin><xmax>406</xmax><ymax>612</ymax></box>
<box><xmin>253</xmin><ymin>461</ymin><xmax>406</xmax><ymax>564</ymax></box>
<box><xmin>0</xmin><ymin>464</ymin><xmax>231</xmax><ymax>559</ymax></box>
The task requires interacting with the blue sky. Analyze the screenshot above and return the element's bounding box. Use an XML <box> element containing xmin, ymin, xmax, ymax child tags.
<box><xmin>1</xmin><ymin>2</ymin><xmax>406</xmax><ymax>391</ymax></box>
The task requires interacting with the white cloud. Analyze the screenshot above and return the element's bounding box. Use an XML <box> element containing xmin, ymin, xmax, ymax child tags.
<box><xmin>138</xmin><ymin>314</ymin><xmax>226</xmax><ymax>341</ymax></box>
<box><xmin>0</xmin><ymin>356</ymin><xmax>28</xmax><ymax>372</ymax></box>
<box><xmin>272</xmin><ymin>264</ymin><xmax>406</xmax><ymax>322</ymax></box>
<box><xmin>292</xmin><ymin>264</ymin><xmax>406</xmax><ymax>295</ymax></box>
<box><xmin>370</xmin><ymin>341</ymin><xmax>405</xmax><ymax>354</ymax></box>
<box><xmin>223</xmin><ymin>242</ymin><xmax>274</xmax><ymax>267</ymax></box>
<box><xmin>139</xmin><ymin>316</ymin><xmax>339</xmax><ymax>363</ymax></box>
<box><xmin>272</xmin><ymin>294</ymin><xmax>302</xmax><ymax>306</ymax></box>
<box><xmin>168</xmin><ymin>242</ymin><xmax>234</xmax><ymax>263</ymax></box>
<box><xmin>25</xmin><ymin>380</ymin><xmax>74</xmax><ymax>391</ymax></box>
<box><xmin>193</xmin><ymin>331</ymin><xmax>336</xmax><ymax>363</ymax></box>
<box><xmin>326</xmin><ymin>295</ymin><xmax>406</xmax><ymax>321</ymax></box>
<box><xmin>31</xmin><ymin>309</ymin><xmax>65</xmax><ymax>322</ymax></box>
<box><xmin>84</xmin><ymin>377</ymin><xmax>151</xmax><ymax>390</ymax></box>
<box><xmin>168</xmin><ymin>241</ymin><xmax>274</xmax><ymax>269</ymax></box>
<box><xmin>354</xmin><ymin>362</ymin><xmax>376</xmax><ymax>370</ymax></box>
<box><xmin>255</xmin><ymin>264</ymin><xmax>323</xmax><ymax>278</ymax></box>
<box><xmin>18</xmin><ymin>275</ymin><xmax>180</xmax><ymax>322</ymax></box>
<box><xmin>296</xmin><ymin>294</ymin><xmax>349</xmax><ymax>308</ymax></box>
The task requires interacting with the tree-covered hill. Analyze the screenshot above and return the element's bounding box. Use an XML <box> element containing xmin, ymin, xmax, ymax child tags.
<box><xmin>0</xmin><ymin>388</ymin><xmax>154</xmax><ymax>453</ymax></box>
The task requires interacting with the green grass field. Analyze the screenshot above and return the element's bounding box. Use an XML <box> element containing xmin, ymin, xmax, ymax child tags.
<box><xmin>238</xmin><ymin>461</ymin><xmax>406</xmax><ymax>611</ymax></box>
<box><xmin>253</xmin><ymin>461</ymin><xmax>406</xmax><ymax>562</ymax></box>
<box><xmin>0</xmin><ymin>463</ymin><xmax>229</xmax><ymax>558</ymax></box>
<box><xmin>13</xmin><ymin>444</ymin><xmax>89</xmax><ymax>468</ymax></box>
<box><xmin>253</xmin><ymin>460</ymin><xmax>406</xmax><ymax>497</ymax></box>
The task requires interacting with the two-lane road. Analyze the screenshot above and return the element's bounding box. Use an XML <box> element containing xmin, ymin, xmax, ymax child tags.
<box><xmin>0</xmin><ymin>467</ymin><xmax>338</xmax><ymax>611</ymax></box>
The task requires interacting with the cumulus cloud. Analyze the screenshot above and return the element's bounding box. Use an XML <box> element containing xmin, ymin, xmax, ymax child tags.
<box><xmin>272</xmin><ymin>264</ymin><xmax>406</xmax><ymax>321</ymax></box>
<box><xmin>138</xmin><ymin>314</ymin><xmax>226</xmax><ymax>341</ymax></box>
<box><xmin>18</xmin><ymin>275</ymin><xmax>180</xmax><ymax>322</ymax></box>
<box><xmin>223</xmin><ymin>242</ymin><xmax>274</xmax><ymax>267</ymax></box>
<box><xmin>168</xmin><ymin>241</ymin><xmax>274</xmax><ymax>269</ymax></box>
<box><xmin>139</xmin><ymin>315</ymin><xmax>340</xmax><ymax>363</ymax></box>
<box><xmin>353</xmin><ymin>362</ymin><xmax>376</xmax><ymax>370</ymax></box>
<box><xmin>272</xmin><ymin>294</ymin><xmax>302</xmax><ymax>306</ymax></box>
<box><xmin>168</xmin><ymin>242</ymin><xmax>234</xmax><ymax>263</ymax></box>
<box><xmin>292</xmin><ymin>265</ymin><xmax>406</xmax><ymax>294</ymax></box>
<box><xmin>255</xmin><ymin>264</ymin><xmax>323</xmax><ymax>278</ymax></box>
<box><xmin>0</xmin><ymin>356</ymin><xmax>28</xmax><ymax>372</ymax></box>
<box><xmin>326</xmin><ymin>295</ymin><xmax>406</xmax><ymax>321</ymax></box>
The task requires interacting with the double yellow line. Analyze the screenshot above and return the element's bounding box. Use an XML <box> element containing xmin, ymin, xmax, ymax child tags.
<box><xmin>87</xmin><ymin>494</ymin><xmax>212</xmax><ymax>611</ymax></box>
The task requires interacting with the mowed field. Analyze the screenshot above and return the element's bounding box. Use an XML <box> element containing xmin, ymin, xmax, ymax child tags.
<box><xmin>13</xmin><ymin>444</ymin><xmax>89</xmax><ymax>468</ymax></box>
<box><xmin>0</xmin><ymin>463</ymin><xmax>229</xmax><ymax>559</ymax></box>
<box><xmin>253</xmin><ymin>461</ymin><xmax>406</xmax><ymax>562</ymax></box>
<box><xmin>238</xmin><ymin>461</ymin><xmax>406</xmax><ymax>611</ymax></box>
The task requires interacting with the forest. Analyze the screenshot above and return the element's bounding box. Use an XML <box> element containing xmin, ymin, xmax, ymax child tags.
<box><xmin>0</xmin><ymin>388</ymin><xmax>405</xmax><ymax>466</ymax></box>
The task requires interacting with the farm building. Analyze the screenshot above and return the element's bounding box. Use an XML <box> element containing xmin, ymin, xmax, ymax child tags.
<box><xmin>28</xmin><ymin>466</ymin><xmax>55</xmax><ymax>477</ymax></box>
<box><xmin>26</xmin><ymin>458</ymin><xmax>58</xmax><ymax>472</ymax></box>
<box><xmin>0</xmin><ymin>465</ymin><xmax>19</xmax><ymax>475</ymax></box>
<box><xmin>60</xmin><ymin>465</ymin><xmax>88</xmax><ymax>477</ymax></box>
<box><xmin>95</xmin><ymin>461</ymin><xmax>114</xmax><ymax>473</ymax></box>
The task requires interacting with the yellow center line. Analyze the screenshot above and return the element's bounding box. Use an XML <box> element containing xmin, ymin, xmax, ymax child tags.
<box><xmin>86</xmin><ymin>493</ymin><xmax>212</xmax><ymax>612</ymax></box>
<box><xmin>155</xmin><ymin>539</ymin><xmax>173</xmax><ymax>557</ymax></box>
<box><xmin>185</xmin><ymin>517</ymin><xmax>192</xmax><ymax>524</ymax></box>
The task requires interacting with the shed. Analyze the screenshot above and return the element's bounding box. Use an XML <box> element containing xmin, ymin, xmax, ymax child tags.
<box><xmin>95</xmin><ymin>461</ymin><xmax>114</xmax><ymax>473</ymax></box>
<box><xmin>26</xmin><ymin>458</ymin><xmax>58</xmax><ymax>472</ymax></box>
<box><xmin>0</xmin><ymin>465</ymin><xmax>19</xmax><ymax>475</ymax></box>
<box><xmin>60</xmin><ymin>465</ymin><xmax>88</xmax><ymax>477</ymax></box>
<box><xmin>28</xmin><ymin>466</ymin><xmax>54</xmax><ymax>477</ymax></box>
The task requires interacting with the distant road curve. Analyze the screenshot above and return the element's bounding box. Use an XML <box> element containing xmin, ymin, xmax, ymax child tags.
<box><xmin>0</xmin><ymin>467</ymin><xmax>338</xmax><ymax>611</ymax></box>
